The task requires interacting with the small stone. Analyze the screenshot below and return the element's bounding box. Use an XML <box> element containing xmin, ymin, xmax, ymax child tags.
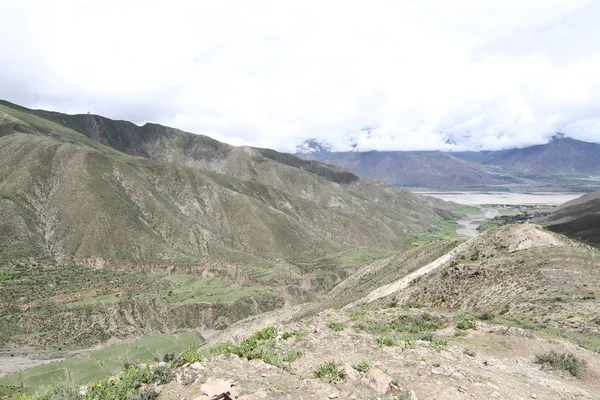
<box><xmin>190</xmin><ymin>362</ymin><xmax>204</xmax><ymax>371</ymax></box>
<box><xmin>431</xmin><ymin>367</ymin><xmax>445</xmax><ymax>375</ymax></box>
<box><xmin>531</xmin><ymin>395</ymin><xmax>537</xmax><ymax>399</ymax></box>
<box><xmin>410</xmin><ymin>390</ymin><xmax>419</xmax><ymax>400</ymax></box>
<box><xmin>329</xmin><ymin>394</ymin><xmax>339</xmax><ymax>399</ymax></box>
<box><xmin>451</xmin><ymin>371</ymin><xmax>465</xmax><ymax>380</ymax></box>
<box><xmin>458</xmin><ymin>386</ymin><xmax>468</xmax><ymax>393</ymax></box>
<box><xmin>261</xmin><ymin>373</ymin><xmax>268</xmax><ymax>377</ymax></box>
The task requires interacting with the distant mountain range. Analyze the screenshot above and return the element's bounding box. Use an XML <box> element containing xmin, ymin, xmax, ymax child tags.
<box><xmin>296</xmin><ymin>134</ymin><xmax>600</xmax><ymax>187</ymax></box>
<box><xmin>293</xmin><ymin>150</ymin><xmax>512</xmax><ymax>187</ymax></box>
<box><xmin>450</xmin><ymin>134</ymin><xmax>600</xmax><ymax>175</ymax></box>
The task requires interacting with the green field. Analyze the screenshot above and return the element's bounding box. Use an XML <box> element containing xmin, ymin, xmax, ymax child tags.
<box><xmin>409</xmin><ymin>219</ymin><xmax>458</xmax><ymax>247</ymax></box>
<box><xmin>0</xmin><ymin>332</ymin><xmax>200</xmax><ymax>395</ymax></box>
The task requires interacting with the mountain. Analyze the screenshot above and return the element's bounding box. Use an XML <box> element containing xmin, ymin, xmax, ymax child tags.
<box><xmin>296</xmin><ymin>150</ymin><xmax>512</xmax><ymax>187</ymax></box>
<box><xmin>0</xmin><ymin>100</ymin><xmax>462</xmax><ymax>349</ymax></box>
<box><xmin>451</xmin><ymin>134</ymin><xmax>600</xmax><ymax>175</ymax></box>
<box><xmin>0</xmin><ymin>100</ymin><xmax>455</xmax><ymax>267</ymax></box>
<box><xmin>536</xmin><ymin>191</ymin><xmax>600</xmax><ymax>247</ymax></box>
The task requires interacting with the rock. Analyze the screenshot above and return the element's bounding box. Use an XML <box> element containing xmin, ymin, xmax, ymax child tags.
<box><xmin>463</xmin><ymin>348</ymin><xmax>476</xmax><ymax>357</ymax></box>
<box><xmin>190</xmin><ymin>362</ymin><xmax>204</xmax><ymax>371</ymax></box>
<box><xmin>361</xmin><ymin>368</ymin><xmax>392</xmax><ymax>395</ymax></box>
<box><xmin>410</xmin><ymin>390</ymin><xmax>419</xmax><ymax>400</ymax></box>
<box><xmin>200</xmin><ymin>377</ymin><xmax>234</xmax><ymax>398</ymax></box>
<box><xmin>157</xmin><ymin>361</ymin><xmax>167</xmax><ymax>368</ymax></box>
<box><xmin>431</xmin><ymin>367</ymin><xmax>445</xmax><ymax>375</ymax></box>
<box><xmin>329</xmin><ymin>393</ymin><xmax>339</xmax><ymax>399</ymax></box>
<box><xmin>78</xmin><ymin>386</ymin><xmax>87</xmax><ymax>396</ymax></box>
<box><xmin>451</xmin><ymin>371</ymin><xmax>465</xmax><ymax>380</ymax></box>
<box><xmin>531</xmin><ymin>395</ymin><xmax>537</xmax><ymax>399</ymax></box>
<box><xmin>343</xmin><ymin>363</ymin><xmax>361</xmax><ymax>381</ymax></box>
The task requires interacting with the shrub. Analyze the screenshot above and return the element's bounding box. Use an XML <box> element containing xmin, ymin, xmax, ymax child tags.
<box><xmin>477</xmin><ymin>311</ymin><xmax>495</xmax><ymax>321</ymax></box>
<box><xmin>376</xmin><ymin>337</ymin><xmax>396</xmax><ymax>347</ymax></box>
<box><xmin>314</xmin><ymin>361</ymin><xmax>346</xmax><ymax>383</ymax></box>
<box><xmin>420</xmin><ymin>332</ymin><xmax>434</xmax><ymax>341</ymax></box>
<box><xmin>535</xmin><ymin>351</ymin><xmax>586</xmax><ymax>378</ymax></box>
<box><xmin>326</xmin><ymin>322</ymin><xmax>346</xmax><ymax>332</ymax></box>
<box><xmin>173</xmin><ymin>347</ymin><xmax>203</xmax><ymax>367</ymax></box>
<box><xmin>352</xmin><ymin>360</ymin><xmax>372</xmax><ymax>373</ymax></box>
<box><xmin>456</xmin><ymin>314</ymin><xmax>476</xmax><ymax>330</ymax></box>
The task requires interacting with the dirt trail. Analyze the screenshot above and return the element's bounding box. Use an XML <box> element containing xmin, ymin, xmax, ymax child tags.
<box><xmin>348</xmin><ymin>237</ymin><xmax>477</xmax><ymax>307</ymax></box>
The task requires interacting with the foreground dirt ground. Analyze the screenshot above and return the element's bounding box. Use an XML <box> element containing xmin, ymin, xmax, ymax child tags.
<box><xmin>158</xmin><ymin>308</ymin><xmax>600</xmax><ymax>400</ymax></box>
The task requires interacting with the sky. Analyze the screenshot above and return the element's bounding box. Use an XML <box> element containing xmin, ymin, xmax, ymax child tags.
<box><xmin>1</xmin><ymin>0</ymin><xmax>600</xmax><ymax>152</ymax></box>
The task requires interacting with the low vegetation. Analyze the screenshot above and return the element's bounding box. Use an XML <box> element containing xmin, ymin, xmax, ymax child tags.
<box><xmin>455</xmin><ymin>314</ymin><xmax>476</xmax><ymax>330</ymax></box>
<box><xmin>376</xmin><ymin>337</ymin><xmax>396</xmax><ymax>347</ymax></box>
<box><xmin>313</xmin><ymin>361</ymin><xmax>346</xmax><ymax>383</ymax></box>
<box><xmin>352</xmin><ymin>360</ymin><xmax>372</xmax><ymax>373</ymax></box>
<box><xmin>11</xmin><ymin>364</ymin><xmax>173</xmax><ymax>400</ymax></box>
<box><xmin>535</xmin><ymin>351</ymin><xmax>586</xmax><ymax>378</ymax></box>
<box><xmin>326</xmin><ymin>322</ymin><xmax>346</xmax><ymax>331</ymax></box>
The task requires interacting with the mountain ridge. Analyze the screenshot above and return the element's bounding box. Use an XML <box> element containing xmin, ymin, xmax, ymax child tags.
<box><xmin>0</xmin><ymin>100</ymin><xmax>453</xmax><ymax>267</ymax></box>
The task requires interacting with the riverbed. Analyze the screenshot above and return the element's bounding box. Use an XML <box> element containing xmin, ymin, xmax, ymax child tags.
<box><xmin>418</xmin><ymin>191</ymin><xmax>585</xmax><ymax>238</ymax></box>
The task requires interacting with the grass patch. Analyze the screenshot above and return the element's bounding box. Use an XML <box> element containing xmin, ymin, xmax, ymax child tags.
<box><xmin>376</xmin><ymin>337</ymin><xmax>396</xmax><ymax>347</ymax></box>
<box><xmin>314</xmin><ymin>361</ymin><xmax>346</xmax><ymax>383</ymax></box>
<box><xmin>326</xmin><ymin>322</ymin><xmax>346</xmax><ymax>332</ymax></box>
<box><xmin>352</xmin><ymin>360</ymin><xmax>372</xmax><ymax>373</ymax></box>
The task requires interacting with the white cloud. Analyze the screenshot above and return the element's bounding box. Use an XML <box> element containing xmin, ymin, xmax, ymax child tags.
<box><xmin>0</xmin><ymin>0</ymin><xmax>598</xmax><ymax>151</ymax></box>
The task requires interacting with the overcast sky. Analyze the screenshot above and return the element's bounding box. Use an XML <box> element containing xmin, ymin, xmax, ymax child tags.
<box><xmin>2</xmin><ymin>0</ymin><xmax>600</xmax><ymax>152</ymax></box>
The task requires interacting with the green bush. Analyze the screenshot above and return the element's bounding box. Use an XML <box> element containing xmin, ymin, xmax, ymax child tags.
<box><xmin>535</xmin><ymin>351</ymin><xmax>586</xmax><ymax>378</ymax></box>
<box><xmin>456</xmin><ymin>314</ymin><xmax>476</xmax><ymax>330</ymax></box>
<box><xmin>314</xmin><ymin>361</ymin><xmax>346</xmax><ymax>383</ymax></box>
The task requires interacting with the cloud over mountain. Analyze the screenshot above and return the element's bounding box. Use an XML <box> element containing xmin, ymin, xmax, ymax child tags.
<box><xmin>1</xmin><ymin>0</ymin><xmax>599</xmax><ymax>151</ymax></box>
